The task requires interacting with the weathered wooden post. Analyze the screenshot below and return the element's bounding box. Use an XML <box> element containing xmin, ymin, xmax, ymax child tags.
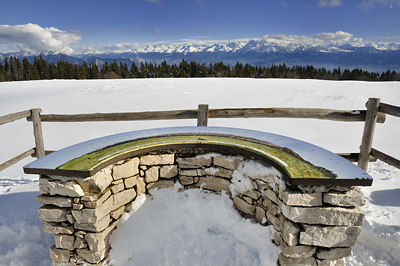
<box><xmin>197</xmin><ymin>104</ymin><xmax>209</xmax><ymax>126</ymax></box>
<box><xmin>31</xmin><ymin>108</ymin><xmax>45</xmax><ymax>158</ymax></box>
<box><xmin>358</xmin><ymin>98</ymin><xmax>380</xmax><ymax>171</ymax></box>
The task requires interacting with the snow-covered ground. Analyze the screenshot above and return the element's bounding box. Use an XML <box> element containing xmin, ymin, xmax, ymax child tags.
<box><xmin>0</xmin><ymin>78</ymin><xmax>399</xmax><ymax>266</ymax></box>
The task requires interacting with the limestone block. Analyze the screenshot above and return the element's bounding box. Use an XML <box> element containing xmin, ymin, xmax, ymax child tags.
<box><xmin>282</xmin><ymin>219</ymin><xmax>300</xmax><ymax>246</ymax></box>
<box><xmin>43</xmin><ymin>222</ymin><xmax>74</xmax><ymax>235</ymax></box>
<box><xmin>38</xmin><ymin>205</ymin><xmax>68</xmax><ymax>222</ymax></box>
<box><xmin>110</xmin><ymin>206</ymin><xmax>125</xmax><ymax>220</ymax></box>
<box><xmin>124</xmin><ymin>175</ymin><xmax>139</xmax><ymax>188</ymax></box>
<box><xmin>262</xmin><ymin>197</ymin><xmax>279</xmax><ymax>216</ymax></box>
<box><xmin>180</xmin><ymin>169</ymin><xmax>204</xmax><ymax>177</ymax></box>
<box><xmin>317</xmin><ymin>258</ymin><xmax>346</xmax><ymax>266</ymax></box>
<box><xmin>145</xmin><ymin>166</ymin><xmax>159</xmax><ymax>183</ymax></box>
<box><xmin>135</xmin><ymin>177</ymin><xmax>146</xmax><ymax>195</ymax></box>
<box><xmin>78</xmin><ymin>167</ymin><xmax>113</xmax><ymax>193</ymax></box>
<box><xmin>67</xmin><ymin>214</ymin><xmax>75</xmax><ymax>224</ymax></box>
<box><xmin>111</xmin><ymin>182</ymin><xmax>125</xmax><ymax>194</ymax></box>
<box><xmin>160</xmin><ymin>165</ymin><xmax>178</xmax><ymax>179</ymax></box>
<box><xmin>196</xmin><ymin>176</ymin><xmax>230</xmax><ymax>192</ymax></box>
<box><xmin>300</xmin><ymin>225</ymin><xmax>361</xmax><ymax>248</ymax></box>
<box><xmin>248</xmin><ymin>173</ymin><xmax>276</xmax><ymax>183</ymax></box>
<box><xmin>140</xmin><ymin>154</ymin><xmax>175</xmax><ymax>165</ymax></box>
<box><xmin>244</xmin><ymin>190</ymin><xmax>261</xmax><ymax>200</ymax></box>
<box><xmin>74</xmin><ymin>214</ymin><xmax>110</xmax><ymax>233</ymax></box>
<box><xmin>281</xmin><ymin>205</ymin><xmax>365</xmax><ymax>226</ymax></box>
<box><xmin>73</xmin><ymin>203</ymin><xmax>84</xmax><ymax>210</ymax></box>
<box><xmin>82</xmin><ymin>190</ymin><xmax>112</xmax><ymax>209</ymax></box>
<box><xmin>242</xmin><ymin>195</ymin><xmax>253</xmax><ymax>204</ymax></box>
<box><xmin>280</xmin><ymin>240</ymin><xmax>316</xmax><ymax>259</ymax></box>
<box><xmin>273</xmin><ymin>231</ymin><xmax>282</xmax><ymax>245</ymax></box>
<box><xmin>213</xmin><ymin>156</ymin><xmax>240</xmax><ymax>170</ymax></box>
<box><xmin>113</xmin><ymin>158</ymin><xmax>139</xmax><ymax>179</ymax></box>
<box><xmin>255</xmin><ymin>206</ymin><xmax>266</xmax><ymax>224</ymax></box>
<box><xmin>50</xmin><ymin>245</ymin><xmax>70</xmax><ymax>263</ymax></box>
<box><xmin>74</xmin><ymin>236</ymin><xmax>88</xmax><ymax>249</ymax></box>
<box><xmin>266</xmin><ymin>211</ymin><xmax>283</xmax><ymax>231</ymax></box>
<box><xmin>179</xmin><ymin>175</ymin><xmax>194</xmax><ymax>185</ymax></box>
<box><xmin>317</xmin><ymin>247</ymin><xmax>353</xmax><ymax>260</ymax></box>
<box><xmin>324</xmin><ymin>188</ymin><xmax>366</xmax><ymax>207</ymax></box>
<box><xmin>72</xmin><ymin>196</ymin><xmax>114</xmax><ymax>224</ymax></box>
<box><xmin>204</xmin><ymin>167</ymin><xmax>234</xmax><ymax>178</ymax></box>
<box><xmin>81</xmin><ymin>194</ymin><xmax>99</xmax><ymax>202</ymax></box>
<box><xmin>40</xmin><ymin>177</ymin><xmax>84</xmax><ymax>197</ymax></box>
<box><xmin>85</xmin><ymin>223</ymin><xmax>116</xmax><ymax>252</ymax></box>
<box><xmin>148</xmin><ymin>180</ymin><xmax>175</xmax><ymax>190</ymax></box>
<box><xmin>265</xmin><ymin>189</ymin><xmax>279</xmax><ymax>205</ymax></box>
<box><xmin>278</xmin><ymin>254</ymin><xmax>317</xmax><ymax>266</ymax></box>
<box><xmin>280</xmin><ymin>191</ymin><xmax>322</xmax><ymax>207</ymax></box>
<box><xmin>233</xmin><ymin>196</ymin><xmax>255</xmax><ymax>216</ymax></box>
<box><xmin>37</xmin><ymin>195</ymin><xmax>73</xmax><ymax>208</ymax></box>
<box><xmin>55</xmin><ymin>234</ymin><xmax>75</xmax><ymax>250</ymax></box>
<box><xmin>76</xmin><ymin>247</ymin><xmax>109</xmax><ymax>264</ymax></box>
<box><xmin>113</xmin><ymin>188</ymin><xmax>137</xmax><ymax>211</ymax></box>
<box><xmin>176</xmin><ymin>157</ymin><xmax>212</xmax><ymax>168</ymax></box>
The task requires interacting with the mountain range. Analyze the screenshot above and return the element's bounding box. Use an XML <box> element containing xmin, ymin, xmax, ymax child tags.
<box><xmin>1</xmin><ymin>39</ymin><xmax>400</xmax><ymax>72</ymax></box>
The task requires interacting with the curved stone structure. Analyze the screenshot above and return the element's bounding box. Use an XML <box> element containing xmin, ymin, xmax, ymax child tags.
<box><xmin>24</xmin><ymin>127</ymin><xmax>371</xmax><ymax>265</ymax></box>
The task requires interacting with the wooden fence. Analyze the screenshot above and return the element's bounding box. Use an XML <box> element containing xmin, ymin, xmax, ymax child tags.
<box><xmin>1</xmin><ymin>98</ymin><xmax>399</xmax><ymax>173</ymax></box>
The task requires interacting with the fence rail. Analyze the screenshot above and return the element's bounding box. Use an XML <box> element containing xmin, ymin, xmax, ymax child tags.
<box><xmin>1</xmin><ymin>98</ymin><xmax>399</xmax><ymax>175</ymax></box>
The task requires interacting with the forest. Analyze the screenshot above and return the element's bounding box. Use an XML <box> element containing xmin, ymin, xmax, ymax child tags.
<box><xmin>1</xmin><ymin>56</ymin><xmax>399</xmax><ymax>82</ymax></box>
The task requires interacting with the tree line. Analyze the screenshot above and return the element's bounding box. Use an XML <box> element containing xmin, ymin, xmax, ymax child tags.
<box><xmin>1</xmin><ymin>56</ymin><xmax>399</xmax><ymax>82</ymax></box>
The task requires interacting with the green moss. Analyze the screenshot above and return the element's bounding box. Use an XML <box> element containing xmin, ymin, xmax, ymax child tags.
<box><xmin>58</xmin><ymin>135</ymin><xmax>336</xmax><ymax>179</ymax></box>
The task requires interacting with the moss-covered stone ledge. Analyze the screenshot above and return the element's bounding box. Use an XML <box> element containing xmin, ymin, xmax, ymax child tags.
<box><xmin>23</xmin><ymin>127</ymin><xmax>372</xmax><ymax>266</ymax></box>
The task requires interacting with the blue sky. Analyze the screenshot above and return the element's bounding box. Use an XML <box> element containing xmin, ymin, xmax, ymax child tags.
<box><xmin>0</xmin><ymin>0</ymin><xmax>399</xmax><ymax>54</ymax></box>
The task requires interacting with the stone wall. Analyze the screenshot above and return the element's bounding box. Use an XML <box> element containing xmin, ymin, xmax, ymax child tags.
<box><xmin>37</xmin><ymin>149</ymin><xmax>366</xmax><ymax>266</ymax></box>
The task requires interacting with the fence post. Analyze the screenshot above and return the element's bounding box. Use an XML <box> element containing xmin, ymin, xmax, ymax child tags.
<box><xmin>31</xmin><ymin>108</ymin><xmax>45</xmax><ymax>159</ymax></box>
<box><xmin>197</xmin><ymin>104</ymin><xmax>209</xmax><ymax>126</ymax></box>
<box><xmin>358</xmin><ymin>98</ymin><xmax>380</xmax><ymax>171</ymax></box>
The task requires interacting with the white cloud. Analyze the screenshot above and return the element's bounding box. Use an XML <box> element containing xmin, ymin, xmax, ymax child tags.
<box><xmin>262</xmin><ymin>31</ymin><xmax>358</xmax><ymax>45</ymax></box>
<box><xmin>0</xmin><ymin>23</ymin><xmax>81</xmax><ymax>54</ymax></box>
<box><xmin>318</xmin><ymin>0</ymin><xmax>342</xmax><ymax>7</ymax></box>
<box><xmin>194</xmin><ymin>0</ymin><xmax>206</xmax><ymax>8</ymax></box>
<box><xmin>360</xmin><ymin>0</ymin><xmax>400</xmax><ymax>9</ymax></box>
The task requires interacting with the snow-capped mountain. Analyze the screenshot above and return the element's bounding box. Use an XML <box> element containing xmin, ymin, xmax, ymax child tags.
<box><xmin>2</xmin><ymin>38</ymin><xmax>400</xmax><ymax>72</ymax></box>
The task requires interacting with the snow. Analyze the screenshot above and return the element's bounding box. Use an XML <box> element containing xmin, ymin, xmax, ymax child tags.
<box><xmin>1</xmin><ymin>78</ymin><xmax>400</xmax><ymax>266</ymax></box>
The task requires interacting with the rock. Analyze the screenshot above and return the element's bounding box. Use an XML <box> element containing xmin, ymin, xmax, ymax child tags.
<box><xmin>113</xmin><ymin>188</ymin><xmax>137</xmax><ymax>211</ymax></box>
<box><xmin>317</xmin><ymin>258</ymin><xmax>346</xmax><ymax>266</ymax></box>
<box><xmin>111</xmin><ymin>182</ymin><xmax>125</xmax><ymax>194</ymax></box>
<box><xmin>113</xmin><ymin>158</ymin><xmax>139</xmax><ymax>179</ymax></box>
<box><xmin>38</xmin><ymin>205</ymin><xmax>68</xmax><ymax>222</ymax></box>
<box><xmin>280</xmin><ymin>190</ymin><xmax>322</xmax><ymax>207</ymax></box>
<box><xmin>280</xmin><ymin>240</ymin><xmax>316</xmax><ymax>259</ymax></box>
<box><xmin>262</xmin><ymin>197</ymin><xmax>279</xmax><ymax>216</ymax></box>
<box><xmin>148</xmin><ymin>180</ymin><xmax>175</xmax><ymax>190</ymax></box>
<box><xmin>278</xmin><ymin>254</ymin><xmax>317</xmax><ymax>266</ymax></box>
<box><xmin>179</xmin><ymin>175</ymin><xmax>194</xmax><ymax>185</ymax></box>
<box><xmin>145</xmin><ymin>166</ymin><xmax>159</xmax><ymax>183</ymax></box>
<box><xmin>264</xmin><ymin>189</ymin><xmax>279</xmax><ymax>205</ymax></box>
<box><xmin>317</xmin><ymin>247</ymin><xmax>353</xmax><ymax>260</ymax></box>
<box><xmin>76</xmin><ymin>247</ymin><xmax>109</xmax><ymax>264</ymax></box>
<box><xmin>43</xmin><ymin>222</ymin><xmax>74</xmax><ymax>235</ymax></box>
<box><xmin>124</xmin><ymin>175</ymin><xmax>139</xmax><ymax>188</ymax></box>
<box><xmin>179</xmin><ymin>169</ymin><xmax>204</xmax><ymax>177</ymax></box>
<box><xmin>196</xmin><ymin>176</ymin><xmax>230</xmax><ymax>192</ymax></box>
<box><xmin>300</xmin><ymin>225</ymin><xmax>361</xmax><ymax>248</ymax></box>
<box><xmin>281</xmin><ymin>205</ymin><xmax>365</xmax><ymax>226</ymax></box>
<box><xmin>248</xmin><ymin>173</ymin><xmax>276</xmax><ymax>183</ymax></box>
<box><xmin>176</xmin><ymin>157</ymin><xmax>212</xmax><ymax>168</ymax></box>
<box><xmin>78</xmin><ymin>167</ymin><xmax>113</xmax><ymax>193</ymax></box>
<box><xmin>50</xmin><ymin>245</ymin><xmax>70</xmax><ymax>263</ymax></box>
<box><xmin>255</xmin><ymin>206</ymin><xmax>266</xmax><ymax>224</ymax></box>
<box><xmin>140</xmin><ymin>154</ymin><xmax>175</xmax><ymax>165</ymax></box>
<box><xmin>40</xmin><ymin>177</ymin><xmax>84</xmax><ymax>197</ymax></box>
<box><xmin>82</xmin><ymin>190</ymin><xmax>112</xmax><ymax>209</ymax></box>
<box><xmin>55</xmin><ymin>234</ymin><xmax>75</xmax><ymax>250</ymax></box>
<box><xmin>282</xmin><ymin>219</ymin><xmax>300</xmax><ymax>246</ymax></box>
<box><xmin>74</xmin><ymin>214</ymin><xmax>110</xmax><ymax>233</ymax></box>
<box><xmin>266</xmin><ymin>211</ymin><xmax>283</xmax><ymax>231</ymax></box>
<box><xmin>160</xmin><ymin>165</ymin><xmax>178</xmax><ymax>179</ymax></box>
<box><xmin>110</xmin><ymin>205</ymin><xmax>125</xmax><ymax>220</ymax></box>
<box><xmin>233</xmin><ymin>196</ymin><xmax>255</xmax><ymax>215</ymax></box>
<box><xmin>85</xmin><ymin>223</ymin><xmax>116</xmax><ymax>252</ymax></box>
<box><xmin>213</xmin><ymin>156</ymin><xmax>239</xmax><ymax>170</ymax></box>
<box><xmin>72</xmin><ymin>196</ymin><xmax>114</xmax><ymax>224</ymax></box>
<box><xmin>324</xmin><ymin>188</ymin><xmax>366</xmax><ymax>207</ymax></box>
<box><xmin>74</xmin><ymin>236</ymin><xmax>88</xmax><ymax>249</ymax></box>
<box><xmin>135</xmin><ymin>177</ymin><xmax>146</xmax><ymax>195</ymax></box>
<box><xmin>37</xmin><ymin>195</ymin><xmax>73</xmax><ymax>208</ymax></box>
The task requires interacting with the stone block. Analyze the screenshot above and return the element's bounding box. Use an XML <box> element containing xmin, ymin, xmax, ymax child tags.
<box><xmin>300</xmin><ymin>225</ymin><xmax>361</xmax><ymax>248</ymax></box>
<box><xmin>76</xmin><ymin>247</ymin><xmax>109</xmax><ymax>264</ymax></box>
<box><xmin>317</xmin><ymin>247</ymin><xmax>353</xmax><ymax>260</ymax></box>
<box><xmin>110</xmin><ymin>205</ymin><xmax>125</xmax><ymax>220</ymax></box>
<box><xmin>74</xmin><ymin>236</ymin><xmax>88</xmax><ymax>249</ymax></box>
<box><xmin>50</xmin><ymin>245</ymin><xmax>70</xmax><ymax>263</ymax></box>
<box><xmin>113</xmin><ymin>158</ymin><xmax>139</xmax><ymax>179</ymax></box>
<box><xmin>317</xmin><ymin>258</ymin><xmax>346</xmax><ymax>266</ymax></box>
<box><xmin>43</xmin><ymin>222</ymin><xmax>74</xmax><ymax>235</ymax></box>
<box><xmin>78</xmin><ymin>167</ymin><xmax>113</xmax><ymax>193</ymax></box>
<box><xmin>280</xmin><ymin>240</ymin><xmax>316</xmax><ymax>259</ymax></box>
<box><xmin>213</xmin><ymin>156</ymin><xmax>240</xmax><ymax>170</ymax></box>
<box><xmin>196</xmin><ymin>176</ymin><xmax>230</xmax><ymax>192</ymax></box>
<box><xmin>148</xmin><ymin>180</ymin><xmax>175</xmax><ymax>190</ymax></box>
<box><xmin>176</xmin><ymin>157</ymin><xmax>212</xmax><ymax>168</ymax></box>
<box><xmin>262</xmin><ymin>197</ymin><xmax>279</xmax><ymax>216</ymax></box>
<box><xmin>55</xmin><ymin>234</ymin><xmax>75</xmax><ymax>250</ymax></box>
<box><xmin>160</xmin><ymin>165</ymin><xmax>178</xmax><ymax>179</ymax></box>
<box><xmin>324</xmin><ymin>188</ymin><xmax>366</xmax><ymax>207</ymax></box>
<box><xmin>179</xmin><ymin>169</ymin><xmax>204</xmax><ymax>177</ymax></box>
<box><xmin>140</xmin><ymin>154</ymin><xmax>175</xmax><ymax>165</ymax></box>
<box><xmin>281</xmin><ymin>219</ymin><xmax>300</xmax><ymax>246</ymax></box>
<box><xmin>82</xmin><ymin>190</ymin><xmax>112</xmax><ymax>209</ymax></box>
<box><xmin>85</xmin><ymin>223</ymin><xmax>116</xmax><ymax>252</ymax></box>
<box><xmin>266</xmin><ymin>211</ymin><xmax>283</xmax><ymax>231</ymax></box>
<box><xmin>113</xmin><ymin>188</ymin><xmax>137</xmax><ymax>211</ymax></box>
<box><xmin>111</xmin><ymin>182</ymin><xmax>125</xmax><ymax>194</ymax></box>
<box><xmin>135</xmin><ymin>177</ymin><xmax>146</xmax><ymax>195</ymax></box>
<box><xmin>38</xmin><ymin>205</ymin><xmax>68</xmax><ymax>222</ymax></box>
<box><xmin>233</xmin><ymin>196</ymin><xmax>255</xmax><ymax>216</ymax></box>
<box><xmin>74</xmin><ymin>214</ymin><xmax>110</xmax><ymax>233</ymax></box>
<box><xmin>244</xmin><ymin>190</ymin><xmax>261</xmax><ymax>200</ymax></box>
<box><xmin>248</xmin><ymin>173</ymin><xmax>276</xmax><ymax>183</ymax></box>
<box><xmin>179</xmin><ymin>175</ymin><xmax>194</xmax><ymax>185</ymax></box>
<box><xmin>281</xmin><ymin>205</ymin><xmax>365</xmax><ymax>226</ymax></box>
<box><xmin>280</xmin><ymin>190</ymin><xmax>322</xmax><ymax>207</ymax></box>
<box><xmin>124</xmin><ymin>175</ymin><xmax>139</xmax><ymax>188</ymax></box>
<box><xmin>37</xmin><ymin>195</ymin><xmax>73</xmax><ymax>208</ymax></box>
<box><xmin>255</xmin><ymin>206</ymin><xmax>266</xmax><ymax>224</ymax></box>
<box><xmin>40</xmin><ymin>177</ymin><xmax>84</xmax><ymax>197</ymax></box>
<box><xmin>265</xmin><ymin>189</ymin><xmax>279</xmax><ymax>205</ymax></box>
<box><xmin>72</xmin><ymin>196</ymin><xmax>114</xmax><ymax>224</ymax></box>
<box><xmin>278</xmin><ymin>254</ymin><xmax>317</xmax><ymax>266</ymax></box>
<box><xmin>145</xmin><ymin>166</ymin><xmax>159</xmax><ymax>183</ymax></box>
